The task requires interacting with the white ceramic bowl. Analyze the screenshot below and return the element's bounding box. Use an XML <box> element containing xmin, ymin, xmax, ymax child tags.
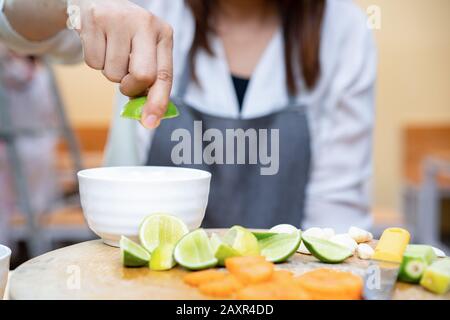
<box><xmin>0</xmin><ymin>245</ymin><xmax>11</xmax><ymax>299</ymax></box>
<box><xmin>78</xmin><ymin>166</ymin><xmax>211</xmax><ymax>246</ymax></box>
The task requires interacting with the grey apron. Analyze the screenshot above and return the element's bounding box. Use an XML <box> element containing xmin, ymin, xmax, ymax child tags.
<box><xmin>146</xmin><ymin>63</ymin><xmax>311</xmax><ymax>229</ymax></box>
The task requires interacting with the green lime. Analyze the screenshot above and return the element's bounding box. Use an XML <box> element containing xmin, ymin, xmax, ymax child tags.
<box><xmin>121</xmin><ymin>97</ymin><xmax>179</xmax><ymax>120</ymax></box>
<box><xmin>223</xmin><ymin>226</ymin><xmax>260</xmax><ymax>256</ymax></box>
<box><xmin>252</xmin><ymin>232</ymin><xmax>278</xmax><ymax>241</ymax></box>
<box><xmin>302</xmin><ymin>235</ymin><xmax>353</xmax><ymax>264</ymax></box>
<box><xmin>174</xmin><ymin>229</ymin><xmax>218</xmax><ymax>270</ymax></box>
<box><xmin>149</xmin><ymin>244</ymin><xmax>176</xmax><ymax>271</ymax></box>
<box><xmin>120</xmin><ymin>236</ymin><xmax>151</xmax><ymax>267</ymax></box>
<box><xmin>139</xmin><ymin>213</ymin><xmax>189</xmax><ymax>253</ymax></box>
<box><xmin>259</xmin><ymin>230</ymin><xmax>302</xmax><ymax>263</ymax></box>
<box><xmin>210</xmin><ymin>233</ymin><xmax>241</xmax><ymax>266</ymax></box>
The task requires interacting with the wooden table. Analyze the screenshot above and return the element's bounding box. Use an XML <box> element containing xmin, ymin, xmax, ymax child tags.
<box><xmin>8</xmin><ymin>239</ymin><xmax>450</xmax><ymax>300</ymax></box>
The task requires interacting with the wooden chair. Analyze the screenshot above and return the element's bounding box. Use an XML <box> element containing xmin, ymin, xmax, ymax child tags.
<box><xmin>402</xmin><ymin>125</ymin><xmax>450</xmax><ymax>249</ymax></box>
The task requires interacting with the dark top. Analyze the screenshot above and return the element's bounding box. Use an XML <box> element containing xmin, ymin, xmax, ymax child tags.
<box><xmin>231</xmin><ymin>74</ymin><xmax>250</xmax><ymax>110</ymax></box>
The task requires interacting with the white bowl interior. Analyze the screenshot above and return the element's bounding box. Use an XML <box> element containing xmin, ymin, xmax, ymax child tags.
<box><xmin>77</xmin><ymin>166</ymin><xmax>211</xmax><ymax>182</ymax></box>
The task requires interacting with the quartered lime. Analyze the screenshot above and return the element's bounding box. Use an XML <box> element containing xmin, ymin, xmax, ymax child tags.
<box><xmin>252</xmin><ymin>232</ymin><xmax>278</xmax><ymax>241</ymax></box>
<box><xmin>223</xmin><ymin>226</ymin><xmax>260</xmax><ymax>256</ymax></box>
<box><xmin>302</xmin><ymin>235</ymin><xmax>353</xmax><ymax>264</ymax></box>
<box><xmin>139</xmin><ymin>214</ymin><xmax>189</xmax><ymax>253</ymax></box>
<box><xmin>174</xmin><ymin>229</ymin><xmax>218</xmax><ymax>270</ymax></box>
<box><xmin>259</xmin><ymin>229</ymin><xmax>302</xmax><ymax>263</ymax></box>
<box><xmin>149</xmin><ymin>244</ymin><xmax>176</xmax><ymax>271</ymax></box>
<box><xmin>120</xmin><ymin>236</ymin><xmax>151</xmax><ymax>267</ymax></box>
<box><xmin>210</xmin><ymin>233</ymin><xmax>241</xmax><ymax>266</ymax></box>
<box><xmin>121</xmin><ymin>97</ymin><xmax>179</xmax><ymax>120</ymax></box>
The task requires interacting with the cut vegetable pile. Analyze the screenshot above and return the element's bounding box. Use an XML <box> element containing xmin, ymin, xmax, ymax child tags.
<box><xmin>184</xmin><ymin>256</ymin><xmax>363</xmax><ymax>299</ymax></box>
<box><xmin>119</xmin><ymin>215</ymin><xmax>450</xmax><ymax>298</ymax></box>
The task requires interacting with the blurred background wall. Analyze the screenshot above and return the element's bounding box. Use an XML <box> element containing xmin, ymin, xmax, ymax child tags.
<box><xmin>53</xmin><ymin>0</ymin><xmax>450</xmax><ymax>214</ymax></box>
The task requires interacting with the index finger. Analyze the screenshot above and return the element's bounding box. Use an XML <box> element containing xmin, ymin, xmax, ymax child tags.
<box><xmin>141</xmin><ymin>24</ymin><xmax>174</xmax><ymax>129</ymax></box>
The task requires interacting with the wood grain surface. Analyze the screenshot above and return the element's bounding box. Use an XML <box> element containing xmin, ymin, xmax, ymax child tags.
<box><xmin>9</xmin><ymin>238</ymin><xmax>450</xmax><ymax>300</ymax></box>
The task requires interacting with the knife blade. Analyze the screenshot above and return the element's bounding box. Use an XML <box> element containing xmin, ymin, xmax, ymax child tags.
<box><xmin>363</xmin><ymin>259</ymin><xmax>400</xmax><ymax>300</ymax></box>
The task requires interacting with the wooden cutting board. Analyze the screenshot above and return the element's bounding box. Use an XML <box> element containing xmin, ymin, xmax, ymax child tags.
<box><xmin>9</xmin><ymin>235</ymin><xmax>450</xmax><ymax>300</ymax></box>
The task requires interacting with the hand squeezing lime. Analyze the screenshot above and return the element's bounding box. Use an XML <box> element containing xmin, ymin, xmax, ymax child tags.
<box><xmin>121</xmin><ymin>97</ymin><xmax>179</xmax><ymax>121</ymax></box>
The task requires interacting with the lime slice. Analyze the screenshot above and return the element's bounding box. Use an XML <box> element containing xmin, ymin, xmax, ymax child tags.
<box><xmin>139</xmin><ymin>213</ymin><xmax>189</xmax><ymax>253</ymax></box>
<box><xmin>223</xmin><ymin>226</ymin><xmax>260</xmax><ymax>256</ymax></box>
<box><xmin>259</xmin><ymin>230</ymin><xmax>302</xmax><ymax>263</ymax></box>
<box><xmin>120</xmin><ymin>236</ymin><xmax>151</xmax><ymax>267</ymax></box>
<box><xmin>252</xmin><ymin>232</ymin><xmax>278</xmax><ymax>241</ymax></box>
<box><xmin>149</xmin><ymin>244</ymin><xmax>176</xmax><ymax>271</ymax></box>
<box><xmin>302</xmin><ymin>235</ymin><xmax>353</xmax><ymax>264</ymax></box>
<box><xmin>210</xmin><ymin>233</ymin><xmax>241</xmax><ymax>266</ymax></box>
<box><xmin>121</xmin><ymin>97</ymin><xmax>179</xmax><ymax>120</ymax></box>
<box><xmin>174</xmin><ymin>229</ymin><xmax>218</xmax><ymax>270</ymax></box>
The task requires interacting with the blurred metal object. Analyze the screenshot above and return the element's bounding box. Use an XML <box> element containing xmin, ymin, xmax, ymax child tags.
<box><xmin>416</xmin><ymin>157</ymin><xmax>450</xmax><ymax>252</ymax></box>
<box><xmin>0</xmin><ymin>62</ymin><xmax>92</xmax><ymax>257</ymax></box>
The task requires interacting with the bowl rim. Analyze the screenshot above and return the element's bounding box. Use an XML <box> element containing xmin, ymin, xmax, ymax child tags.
<box><xmin>0</xmin><ymin>245</ymin><xmax>11</xmax><ymax>261</ymax></box>
<box><xmin>77</xmin><ymin>166</ymin><xmax>212</xmax><ymax>182</ymax></box>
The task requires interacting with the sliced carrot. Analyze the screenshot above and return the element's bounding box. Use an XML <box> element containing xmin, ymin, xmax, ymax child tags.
<box><xmin>225</xmin><ymin>256</ymin><xmax>266</xmax><ymax>273</ymax></box>
<box><xmin>183</xmin><ymin>269</ymin><xmax>227</xmax><ymax>287</ymax></box>
<box><xmin>236</xmin><ymin>283</ymin><xmax>279</xmax><ymax>300</ymax></box>
<box><xmin>236</xmin><ymin>281</ymin><xmax>311</xmax><ymax>300</ymax></box>
<box><xmin>295</xmin><ymin>268</ymin><xmax>363</xmax><ymax>300</ymax></box>
<box><xmin>229</xmin><ymin>261</ymin><xmax>274</xmax><ymax>284</ymax></box>
<box><xmin>198</xmin><ymin>274</ymin><xmax>244</xmax><ymax>297</ymax></box>
<box><xmin>271</xmin><ymin>269</ymin><xmax>295</xmax><ymax>283</ymax></box>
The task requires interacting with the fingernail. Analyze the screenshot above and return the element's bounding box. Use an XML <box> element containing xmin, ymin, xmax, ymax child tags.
<box><xmin>144</xmin><ymin>114</ymin><xmax>159</xmax><ymax>128</ymax></box>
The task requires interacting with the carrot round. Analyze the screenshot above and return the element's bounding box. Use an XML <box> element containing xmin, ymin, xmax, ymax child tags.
<box><xmin>295</xmin><ymin>268</ymin><xmax>363</xmax><ymax>300</ymax></box>
<box><xmin>183</xmin><ymin>269</ymin><xmax>227</xmax><ymax>287</ymax></box>
<box><xmin>236</xmin><ymin>281</ymin><xmax>310</xmax><ymax>300</ymax></box>
<box><xmin>198</xmin><ymin>274</ymin><xmax>243</xmax><ymax>297</ymax></box>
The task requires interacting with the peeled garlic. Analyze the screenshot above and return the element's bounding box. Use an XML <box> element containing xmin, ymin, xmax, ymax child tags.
<box><xmin>348</xmin><ymin>226</ymin><xmax>373</xmax><ymax>243</ymax></box>
<box><xmin>330</xmin><ymin>234</ymin><xmax>358</xmax><ymax>254</ymax></box>
<box><xmin>357</xmin><ymin>243</ymin><xmax>374</xmax><ymax>260</ymax></box>
<box><xmin>322</xmin><ymin>228</ymin><xmax>335</xmax><ymax>240</ymax></box>
<box><xmin>303</xmin><ymin>227</ymin><xmax>325</xmax><ymax>238</ymax></box>
<box><xmin>432</xmin><ymin>246</ymin><xmax>446</xmax><ymax>258</ymax></box>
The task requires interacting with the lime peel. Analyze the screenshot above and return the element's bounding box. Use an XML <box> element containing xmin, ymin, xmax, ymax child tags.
<box><xmin>120</xmin><ymin>236</ymin><xmax>151</xmax><ymax>267</ymax></box>
<box><xmin>121</xmin><ymin>97</ymin><xmax>179</xmax><ymax>121</ymax></box>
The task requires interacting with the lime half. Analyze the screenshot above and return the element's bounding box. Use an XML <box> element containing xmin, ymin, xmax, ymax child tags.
<box><xmin>210</xmin><ymin>233</ymin><xmax>241</xmax><ymax>266</ymax></box>
<box><xmin>120</xmin><ymin>236</ymin><xmax>151</xmax><ymax>267</ymax></box>
<box><xmin>252</xmin><ymin>232</ymin><xmax>278</xmax><ymax>241</ymax></box>
<box><xmin>149</xmin><ymin>244</ymin><xmax>176</xmax><ymax>271</ymax></box>
<box><xmin>302</xmin><ymin>235</ymin><xmax>353</xmax><ymax>264</ymax></box>
<box><xmin>259</xmin><ymin>230</ymin><xmax>302</xmax><ymax>263</ymax></box>
<box><xmin>121</xmin><ymin>97</ymin><xmax>179</xmax><ymax>120</ymax></box>
<box><xmin>139</xmin><ymin>214</ymin><xmax>189</xmax><ymax>253</ymax></box>
<box><xmin>174</xmin><ymin>229</ymin><xmax>218</xmax><ymax>270</ymax></box>
<box><xmin>223</xmin><ymin>226</ymin><xmax>260</xmax><ymax>256</ymax></box>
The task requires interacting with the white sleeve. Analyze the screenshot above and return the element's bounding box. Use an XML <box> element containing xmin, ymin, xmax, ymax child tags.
<box><xmin>0</xmin><ymin>0</ymin><xmax>82</xmax><ymax>63</ymax></box>
<box><xmin>303</xmin><ymin>5</ymin><xmax>377</xmax><ymax>233</ymax></box>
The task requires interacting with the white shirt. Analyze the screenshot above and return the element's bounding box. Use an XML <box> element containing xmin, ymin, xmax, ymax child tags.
<box><xmin>0</xmin><ymin>0</ymin><xmax>377</xmax><ymax>232</ymax></box>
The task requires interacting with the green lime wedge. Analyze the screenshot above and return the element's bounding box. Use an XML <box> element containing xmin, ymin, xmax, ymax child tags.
<box><xmin>252</xmin><ymin>232</ymin><xmax>278</xmax><ymax>241</ymax></box>
<box><xmin>223</xmin><ymin>226</ymin><xmax>260</xmax><ymax>256</ymax></box>
<box><xmin>121</xmin><ymin>96</ymin><xmax>179</xmax><ymax>121</ymax></box>
<box><xmin>149</xmin><ymin>243</ymin><xmax>176</xmax><ymax>271</ymax></box>
<box><xmin>139</xmin><ymin>213</ymin><xmax>189</xmax><ymax>253</ymax></box>
<box><xmin>210</xmin><ymin>233</ymin><xmax>241</xmax><ymax>266</ymax></box>
<box><xmin>120</xmin><ymin>236</ymin><xmax>151</xmax><ymax>267</ymax></box>
<box><xmin>259</xmin><ymin>230</ymin><xmax>302</xmax><ymax>263</ymax></box>
<box><xmin>302</xmin><ymin>235</ymin><xmax>353</xmax><ymax>264</ymax></box>
<box><xmin>174</xmin><ymin>229</ymin><xmax>218</xmax><ymax>270</ymax></box>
